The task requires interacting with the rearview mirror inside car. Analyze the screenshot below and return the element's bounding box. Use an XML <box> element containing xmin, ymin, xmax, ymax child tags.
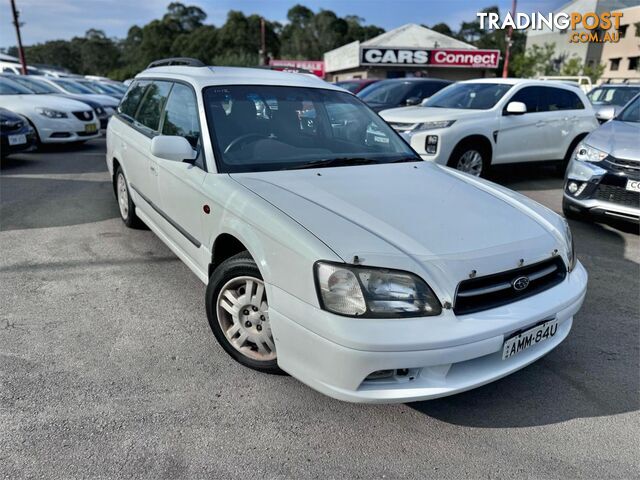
<box><xmin>505</xmin><ymin>101</ymin><xmax>527</xmax><ymax>115</ymax></box>
<box><xmin>405</xmin><ymin>96</ymin><xmax>421</xmax><ymax>106</ymax></box>
<box><xmin>150</xmin><ymin>135</ymin><xmax>197</xmax><ymax>163</ymax></box>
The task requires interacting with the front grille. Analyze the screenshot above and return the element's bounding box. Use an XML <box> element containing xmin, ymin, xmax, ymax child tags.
<box><xmin>605</xmin><ymin>156</ymin><xmax>640</xmax><ymax>174</ymax></box>
<box><xmin>454</xmin><ymin>257</ymin><xmax>566</xmax><ymax>315</ymax></box>
<box><xmin>594</xmin><ymin>184</ymin><xmax>640</xmax><ymax>208</ymax></box>
<box><xmin>72</xmin><ymin>111</ymin><xmax>94</xmax><ymax>121</ymax></box>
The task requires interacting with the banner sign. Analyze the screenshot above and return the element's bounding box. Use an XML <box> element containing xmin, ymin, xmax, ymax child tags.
<box><xmin>360</xmin><ymin>48</ymin><xmax>500</xmax><ymax>69</ymax></box>
<box><xmin>269</xmin><ymin>59</ymin><xmax>325</xmax><ymax>77</ymax></box>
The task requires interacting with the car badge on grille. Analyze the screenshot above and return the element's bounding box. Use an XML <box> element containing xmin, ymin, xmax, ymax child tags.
<box><xmin>512</xmin><ymin>276</ymin><xmax>530</xmax><ymax>291</ymax></box>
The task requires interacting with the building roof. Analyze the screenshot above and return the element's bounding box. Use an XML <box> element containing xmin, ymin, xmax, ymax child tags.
<box><xmin>362</xmin><ymin>23</ymin><xmax>476</xmax><ymax>49</ymax></box>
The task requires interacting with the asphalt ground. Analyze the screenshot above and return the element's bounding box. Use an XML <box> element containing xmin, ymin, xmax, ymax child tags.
<box><xmin>1</xmin><ymin>138</ymin><xmax>638</xmax><ymax>479</ymax></box>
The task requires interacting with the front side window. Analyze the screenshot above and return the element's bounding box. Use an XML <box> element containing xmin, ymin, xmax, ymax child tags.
<box><xmin>134</xmin><ymin>81</ymin><xmax>172</xmax><ymax>131</ymax></box>
<box><xmin>426</xmin><ymin>83</ymin><xmax>513</xmax><ymax>110</ymax></box>
<box><xmin>509</xmin><ymin>86</ymin><xmax>540</xmax><ymax>113</ymax></box>
<box><xmin>203</xmin><ymin>85</ymin><xmax>418</xmax><ymax>173</ymax></box>
<box><xmin>162</xmin><ymin>83</ymin><xmax>200</xmax><ymax>149</ymax></box>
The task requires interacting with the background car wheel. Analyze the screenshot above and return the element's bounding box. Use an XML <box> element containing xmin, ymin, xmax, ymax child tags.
<box><xmin>448</xmin><ymin>142</ymin><xmax>490</xmax><ymax>177</ymax></box>
<box><xmin>114</xmin><ymin>166</ymin><xmax>145</xmax><ymax>229</ymax></box>
<box><xmin>205</xmin><ymin>252</ymin><xmax>283</xmax><ymax>375</ymax></box>
<box><xmin>557</xmin><ymin>134</ymin><xmax>587</xmax><ymax>177</ymax></box>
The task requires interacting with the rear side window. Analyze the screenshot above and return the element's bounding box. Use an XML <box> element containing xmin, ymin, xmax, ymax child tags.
<box><xmin>509</xmin><ymin>86</ymin><xmax>540</xmax><ymax>113</ymax></box>
<box><xmin>161</xmin><ymin>83</ymin><xmax>200</xmax><ymax>148</ymax></box>
<box><xmin>118</xmin><ymin>81</ymin><xmax>148</xmax><ymax>118</ymax></box>
<box><xmin>543</xmin><ymin>87</ymin><xmax>584</xmax><ymax>111</ymax></box>
<box><xmin>134</xmin><ymin>81</ymin><xmax>172</xmax><ymax>131</ymax></box>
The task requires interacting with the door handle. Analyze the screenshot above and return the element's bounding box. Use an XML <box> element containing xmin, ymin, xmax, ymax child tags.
<box><xmin>535</xmin><ymin>121</ymin><xmax>546</xmax><ymax>127</ymax></box>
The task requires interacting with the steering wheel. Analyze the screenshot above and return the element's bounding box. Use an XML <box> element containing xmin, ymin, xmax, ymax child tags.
<box><xmin>224</xmin><ymin>133</ymin><xmax>268</xmax><ymax>154</ymax></box>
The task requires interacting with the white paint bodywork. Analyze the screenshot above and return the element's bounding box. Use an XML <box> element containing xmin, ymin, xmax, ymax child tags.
<box><xmin>0</xmin><ymin>94</ymin><xmax>100</xmax><ymax>143</ymax></box>
<box><xmin>380</xmin><ymin>78</ymin><xmax>599</xmax><ymax>166</ymax></box>
<box><xmin>106</xmin><ymin>66</ymin><xmax>588</xmax><ymax>403</ymax></box>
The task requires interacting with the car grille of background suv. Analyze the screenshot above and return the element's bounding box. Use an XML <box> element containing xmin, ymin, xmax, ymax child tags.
<box><xmin>454</xmin><ymin>257</ymin><xmax>566</xmax><ymax>315</ymax></box>
<box><xmin>72</xmin><ymin>111</ymin><xmax>94</xmax><ymax>121</ymax></box>
<box><xmin>594</xmin><ymin>185</ymin><xmax>640</xmax><ymax>208</ymax></box>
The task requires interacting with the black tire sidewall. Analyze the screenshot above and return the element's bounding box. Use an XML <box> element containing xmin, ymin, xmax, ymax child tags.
<box><xmin>205</xmin><ymin>254</ymin><xmax>282</xmax><ymax>374</ymax></box>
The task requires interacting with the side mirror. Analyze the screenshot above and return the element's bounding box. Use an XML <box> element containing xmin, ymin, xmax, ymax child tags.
<box><xmin>595</xmin><ymin>106</ymin><xmax>615</xmax><ymax>122</ymax></box>
<box><xmin>150</xmin><ymin>135</ymin><xmax>196</xmax><ymax>163</ymax></box>
<box><xmin>420</xmin><ymin>97</ymin><xmax>431</xmax><ymax>107</ymax></box>
<box><xmin>405</xmin><ymin>96</ymin><xmax>421</xmax><ymax>106</ymax></box>
<box><xmin>505</xmin><ymin>101</ymin><xmax>527</xmax><ymax>115</ymax></box>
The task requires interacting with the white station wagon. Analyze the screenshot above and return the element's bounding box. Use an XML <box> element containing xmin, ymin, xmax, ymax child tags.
<box><xmin>106</xmin><ymin>58</ymin><xmax>588</xmax><ymax>403</ymax></box>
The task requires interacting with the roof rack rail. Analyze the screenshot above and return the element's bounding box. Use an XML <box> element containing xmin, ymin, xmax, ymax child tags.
<box><xmin>258</xmin><ymin>65</ymin><xmax>313</xmax><ymax>75</ymax></box>
<box><xmin>147</xmin><ymin>57</ymin><xmax>206</xmax><ymax>69</ymax></box>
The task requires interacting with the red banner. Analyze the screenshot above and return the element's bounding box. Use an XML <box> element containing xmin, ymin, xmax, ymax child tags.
<box><xmin>430</xmin><ymin>49</ymin><xmax>500</xmax><ymax>68</ymax></box>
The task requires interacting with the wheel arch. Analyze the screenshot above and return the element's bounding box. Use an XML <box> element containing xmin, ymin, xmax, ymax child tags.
<box><xmin>449</xmin><ymin>134</ymin><xmax>493</xmax><ymax>164</ymax></box>
<box><xmin>209</xmin><ymin>230</ymin><xmax>272</xmax><ymax>283</ymax></box>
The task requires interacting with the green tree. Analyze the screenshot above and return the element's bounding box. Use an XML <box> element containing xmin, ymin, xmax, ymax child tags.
<box><xmin>512</xmin><ymin>43</ymin><xmax>558</xmax><ymax>78</ymax></box>
<box><xmin>430</xmin><ymin>23</ymin><xmax>453</xmax><ymax>36</ymax></box>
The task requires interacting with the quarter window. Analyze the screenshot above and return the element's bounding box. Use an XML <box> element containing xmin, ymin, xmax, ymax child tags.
<box><xmin>119</xmin><ymin>81</ymin><xmax>148</xmax><ymax>119</ymax></box>
<box><xmin>134</xmin><ymin>81</ymin><xmax>172</xmax><ymax>131</ymax></box>
<box><xmin>162</xmin><ymin>83</ymin><xmax>201</xmax><ymax>149</ymax></box>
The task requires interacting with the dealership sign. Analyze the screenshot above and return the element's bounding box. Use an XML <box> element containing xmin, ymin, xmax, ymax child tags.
<box><xmin>269</xmin><ymin>59</ymin><xmax>324</xmax><ymax>77</ymax></box>
<box><xmin>360</xmin><ymin>48</ymin><xmax>500</xmax><ymax>68</ymax></box>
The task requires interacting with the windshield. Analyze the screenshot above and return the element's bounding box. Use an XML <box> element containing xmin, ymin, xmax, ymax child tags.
<box><xmin>617</xmin><ymin>95</ymin><xmax>640</xmax><ymax>123</ymax></box>
<box><xmin>79</xmin><ymin>81</ymin><xmax>115</xmax><ymax>94</ymax></box>
<box><xmin>53</xmin><ymin>79</ymin><xmax>94</xmax><ymax>94</ymax></box>
<box><xmin>8</xmin><ymin>76</ymin><xmax>58</xmax><ymax>94</ymax></box>
<box><xmin>0</xmin><ymin>78</ymin><xmax>33</xmax><ymax>95</ymax></box>
<box><xmin>426</xmin><ymin>83</ymin><xmax>513</xmax><ymax>110</ymax></box>
<box><xmin>203</xmin><ymin>85</ymin><xmax>419</xmax><ymax>173</ymax></box>
<box><xmin>357</xmin><ymin>81</ymin><xmax>413</xmax><ymax>105</ymax></box>
<box><xmin>588</xmin><ymin>86</ymin><xmax>640</xmax><ymax>106</ymax></box>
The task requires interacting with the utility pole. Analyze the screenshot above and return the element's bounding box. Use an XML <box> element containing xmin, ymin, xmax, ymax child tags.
<box><xmin>259</xmin><ymin>17</ymin><xmax>267</xmax><ymax>66</ymax></box>
<box><xmin>502</xmin><ymin>0</ymin><xmax>517</xmax><ymax>78</ymax></box>
<box><xmin>10</xmin><ymin>0</ymin><xmax>28</xmax><ymax>75</ymax></box>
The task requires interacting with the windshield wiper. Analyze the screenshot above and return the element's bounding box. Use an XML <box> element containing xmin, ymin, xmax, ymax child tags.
<box><xmin>390</xmin><ymin>156</ymin><xmax>421</xmax><ymax>163</ymax></box>
<box><xmin>283</xmin><ymin>157</ymin><xmax>379</xmax><ymax>170</ymax></box>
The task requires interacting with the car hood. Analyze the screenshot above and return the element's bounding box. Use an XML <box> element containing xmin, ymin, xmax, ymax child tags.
<box><xmin>0</xmin><ymin>94</ymin><xmax>92</xmax><ymax>112</ymax></box>
<box><xmin>380</xmin><ymin>106</ymin><xmax>486</xmax><ymax>123</ymax></box>
<box><xmin>231</xmin><ymin>162</ymin><xmax>567</xmax><ymax>302</ymax></box>
<box><xmin>585</xmin><ymin>119</ymin><xmax>640</xmax><ymax>161</ymax></box>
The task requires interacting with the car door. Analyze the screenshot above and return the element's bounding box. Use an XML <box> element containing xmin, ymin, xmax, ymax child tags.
<box><xmin>540</xmin><ymin>86</ymin><xmax>586</xmax><ymax>160</ymax></box>
<box><xmin>126</xmin><ymin>80</ymin><xmax>173</xmax><ymax>211</ymax></box>
<box><xmin>495</xmin><ymin>86</ymin><xmax>551</xmax><ymax>164</ymax></box>
<box><xmin>154</xmin><ymin>82</ymin><xmax>209</xmax><ymax>264</ymax></box>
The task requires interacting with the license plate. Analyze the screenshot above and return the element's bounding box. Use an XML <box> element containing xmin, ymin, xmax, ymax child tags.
<box><xmin>8</xmin><ymin>134</ymin><xmax>26</xmax><ymax>146</ymax></box>
<box><xmin>85</xmin><ymin>123</ymin><xmax>97</xmax><ymax>133</ymax></box>
<box><xmin>502</xmin><ymin>319</ymin><xmax>558</xmax><ymax>360</ymax></box>
<box><xmin>625</xmin><ymin>179</ymin><xmax>640</xmax><ymax>193</ymax></box>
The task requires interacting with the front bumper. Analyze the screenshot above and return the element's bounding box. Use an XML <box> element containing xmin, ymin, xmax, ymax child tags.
<box><xmin>34</xmin><ymin>116</ymin><xmax>101</xmax><ymax>143</ymax></box>
<box><xmin>269</xmin><ymin>261</ymin><xmax>587</xmax><ymax>403</ymax></box>
<box><xmin>564</xmin><ymin>157</ymin><xmax>640</xmax><ymax>222</ymax></box>
<box><xmin>1</xmin><ymin>126</ymin><xmax>37</xmax><ymax>155</ymax></box>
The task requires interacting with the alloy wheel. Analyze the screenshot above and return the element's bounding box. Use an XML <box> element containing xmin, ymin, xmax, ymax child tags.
<box><xmin>456</xmin><ymin>150</ymin><xmax>484</xmax><ymax>176</ymax></box>
<box><xmin>117</xmin><ymin>173</ymin><xmax>129</xmax><ymax>220</ymax></box>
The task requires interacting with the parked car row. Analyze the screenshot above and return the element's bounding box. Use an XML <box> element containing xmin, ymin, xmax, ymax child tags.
<box><xmin>0</xmin><ymin>73</ymin><xmax>126</xmax><ymax>157</ymax></box>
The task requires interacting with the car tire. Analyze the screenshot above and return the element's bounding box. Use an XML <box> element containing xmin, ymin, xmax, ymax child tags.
<box><xmin>205</xmin><ymin>252</ymin><xmax>283</xmax><ymax>375</ymax></box>
<box><xmin>114</xmin><ymin>166</ymin><xmax>145</xmax><ymax>229</ymax></box>
<box><xmin>448</xmin><ymin>141</ymin><xmax>490</xmax><ymax>177</ymax></box>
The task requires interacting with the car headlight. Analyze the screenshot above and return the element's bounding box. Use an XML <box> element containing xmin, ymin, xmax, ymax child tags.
<box><xmin>563</xmin><ymin>220</ymin><xmax>576</xmax><ymax>272</ymax></box>
<box><xmin>574</xmin><ymin>142</ymin><xmax>607</xmax><ymax>162</ymax></box>
<box><xmin>415</xmin><ymin>120</ymin><xmax>455</xmax><ymax>130</ymax></box>
<box><xmin>315</xmin><ymin>262</ymin><xmax>442</xmax><ymax>318</ymax></box>
<box><xmin>36</xmin><ymin>108</ymin><xmax>68</xmax><ymax>119</ymax></box>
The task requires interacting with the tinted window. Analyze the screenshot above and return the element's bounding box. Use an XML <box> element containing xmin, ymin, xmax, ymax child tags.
<box><xmin>588</xmin><ymin>86</ymin><xmax>639</xmax><ymax>107</ymax></box>
<box><xmin>134</xmin><ymin>81</ymin><xmax>172</xmax><ymax>131</ymax></box>
<box><xmin>407</xmin><ymin>82</ymin><xmax>448</xmax><ymax>101</ymax></box>
<box><xmin>427</xmin><ymin>83</ymin><xmax>513</xmax><ymax>110</ymax></box>
<box><xmin>119</xmin><ymin>81</ymin><xmax>148</xmax><ymax>118</ymax></box>
<box><xmin>543</xmin><ymin>87</ymin><xmax>584</xmax><ymax>111</ymax></box>
<box><xmin>203</xmin><ymin>85</ymin><xmax>417</xmax><ymax>173</ymax></box>
<box><xmin>162</xmin><ymin>83</ymin><xmax>200</xmax><ymax>149</ymax></box>
<box><xmin>357</xmin><ymin>81</ymin><xmax>413</xmax><ymax>105</ymax></box>
<box><xmin>509</xmin><ymin>86</ymin><xmax>541</xmax><ymax>113</ymax></box>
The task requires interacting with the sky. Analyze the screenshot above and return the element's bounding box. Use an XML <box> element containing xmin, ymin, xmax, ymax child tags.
<box><xmin>1</xmin><ymin>0</ymin><xmax>566</xmax><ymax>50</ymax></box>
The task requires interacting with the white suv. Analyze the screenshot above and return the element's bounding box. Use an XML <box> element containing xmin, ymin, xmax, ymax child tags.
<box><xmin>107</xmin><ymin>59</ymin><xmax>587</xmax><ymax>403</ymax></box>
<box><xmin>380</xmin><ymin>79</ymin><xmax>599</xmax><ymax>177</ymax></box>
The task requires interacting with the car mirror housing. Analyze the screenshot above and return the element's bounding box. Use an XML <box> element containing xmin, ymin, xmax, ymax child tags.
<box><xmin>505</xmin><ymin>101</ymin><xmax>527</xmax><ymax>115</ymax></box>
<box><xmin>420</xmin><ymin>97</ymin><xmax>431</xmax><ymax>107</ymax></box>
<box><xmin>595</xmin><ymin>106</ymin><xmax>615</xmax><ymax>122</ymax></box>
<box><xmin>150</xmin><ymin>135</ymin><xmax>196</xmax><ymax>163</ymax></box>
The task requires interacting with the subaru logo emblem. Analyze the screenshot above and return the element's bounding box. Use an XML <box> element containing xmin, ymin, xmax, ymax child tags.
<box><xmin>512</xmin><ymin>276</ymin><xmax>530</xmax><ymax>291</ymax></box>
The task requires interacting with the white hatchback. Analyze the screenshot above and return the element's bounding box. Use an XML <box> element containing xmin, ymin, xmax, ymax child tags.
<box><xmin>106</xmin><ymin>59</ymin><xmax>588</xmax><ymax>403</ymax></box>
<box><xmin>380</xmin><ymin>79</ymin><xmax>599</xmax><ymax>177</ymax></box>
